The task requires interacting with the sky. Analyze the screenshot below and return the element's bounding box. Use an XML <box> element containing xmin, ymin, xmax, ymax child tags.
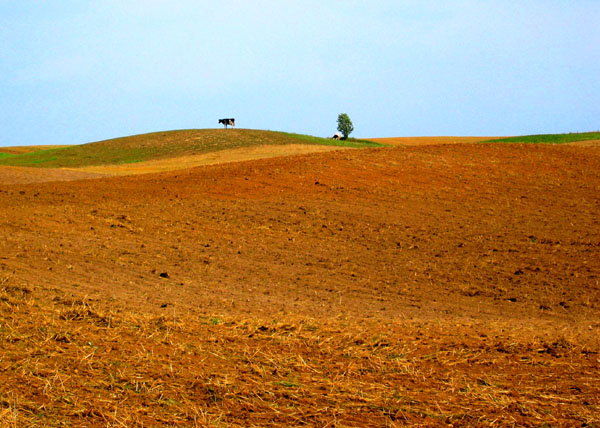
<box><xmin>1</xmin><ymin>1</ymin><xmax>599</xmax><ymax>147</ymax></box>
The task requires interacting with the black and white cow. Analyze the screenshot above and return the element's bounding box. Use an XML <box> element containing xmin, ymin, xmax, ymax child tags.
<box><xmin>218</xmin><ymin>118</ymin><xmax>235</xmax><ymax>128</ymax></box>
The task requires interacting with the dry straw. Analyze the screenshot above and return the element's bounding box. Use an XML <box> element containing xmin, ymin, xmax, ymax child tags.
<box><xmin>1</xmin><ymin>280</ymin><xmax>598</xmax><ymax>427</ymax></box>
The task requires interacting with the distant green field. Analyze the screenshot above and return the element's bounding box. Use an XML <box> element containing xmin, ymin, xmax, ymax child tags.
<box><xmin>480</xmin><ymin>132</ymin><xmax>600</xmax><ymax>145</ymax></box>
<box><xmin>0</xmin><ymin>153</ymin><xmax>15</xmax><ymax>159</ymax></box>
<box><xmin>0</xmin><ymin>129</ymin><xmax>383</xmax><ymax>169</ymax></box>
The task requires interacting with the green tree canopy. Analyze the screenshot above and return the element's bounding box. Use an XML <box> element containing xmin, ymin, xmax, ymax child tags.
<box><xmin>337</xmin><ymin>113</ymin><xmax>354</xmax><ymax>140</ymax></box>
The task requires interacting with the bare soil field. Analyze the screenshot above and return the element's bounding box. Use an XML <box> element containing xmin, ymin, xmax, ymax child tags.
<box><xmin>569</xmin><ymin>139</ymin><xmax>600</xmax><ymax>147</ymax></box>
<box><xmin>0</xmin><ymin>165</ymin><xmax>105</xmax><ymax>185</ymax></box>
<box><xmin>368</xmin><ymin>136</ymin><xmax>500</xmax><ymax>146</ymax></box>
<box><xmin>1</xmin><ymin>143</ymin><xmax>599</xmax><ymax>427</ymax></box>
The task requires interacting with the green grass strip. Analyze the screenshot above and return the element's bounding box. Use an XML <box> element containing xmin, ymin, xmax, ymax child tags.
<box><xmin>480</xmin><ymin>132</ymin><xmax>600</xmax><ymax>145</ymax></box>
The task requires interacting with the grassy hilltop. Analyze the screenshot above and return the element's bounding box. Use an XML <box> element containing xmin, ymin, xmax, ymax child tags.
<box><xmin>0</xmin><ymin>129</ymin><xmax>380</xmax><ymax>169</ymax></box>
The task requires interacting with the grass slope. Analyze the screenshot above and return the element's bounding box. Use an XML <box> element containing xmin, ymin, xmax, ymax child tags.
<box><xmin>480</xmin><ymin>131</ymin><xmax>600</xmax><ymax>144</ymax></box>
<box><xmin>0</xmin><ymin>129</ymin><xmax>382</xmax><ymax>169</ymax></box>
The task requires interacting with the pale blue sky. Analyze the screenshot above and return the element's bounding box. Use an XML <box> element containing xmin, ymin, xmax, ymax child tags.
<box><xmin>1</xmin><ymin>1</ymin><xmax>598</xmax><ymax>146</ymax></box>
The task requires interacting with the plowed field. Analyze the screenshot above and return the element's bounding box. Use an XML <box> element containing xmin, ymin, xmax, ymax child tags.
<box><xmin>1</xmin><ymin>143</ymin><xmax>599</xmax><ymax>427</ymax></box>
<box><xmin>368</xmin><ymin>136</ymin><xmax>500</xmax><ymax>146</ymax></box>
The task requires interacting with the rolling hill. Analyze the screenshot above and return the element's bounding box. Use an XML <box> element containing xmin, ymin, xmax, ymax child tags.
<box><xmin>0</xmin><ymin>129</ymin><xmax>381</xmax><ymax>169</ymax></box>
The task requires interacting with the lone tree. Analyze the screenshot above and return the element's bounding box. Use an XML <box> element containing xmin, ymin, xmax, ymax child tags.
<box><xmin>337</xmin><ymin>113</ymin><xmax>354</xmax><ymax>140</ymax></box>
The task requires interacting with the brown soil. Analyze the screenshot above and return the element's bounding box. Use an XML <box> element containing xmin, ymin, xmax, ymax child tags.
<box><xmin>568</xmin><ymin>139</ymin><xmax>600</xmax><ymax>147</ymax></box>
<box><xmin>0</xmin><ymin>165</ymin><xmax>106</xmax><ymax>185</ymax></box>
<box><xmin>369</xmin><ymin>136</ymin><xmax>501</xmax><ymax>146</ymax></box>
<box><xmin>1</xmin><ymin>143</ymin><xmax>599</xmax><ymax>427</ymax></box>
